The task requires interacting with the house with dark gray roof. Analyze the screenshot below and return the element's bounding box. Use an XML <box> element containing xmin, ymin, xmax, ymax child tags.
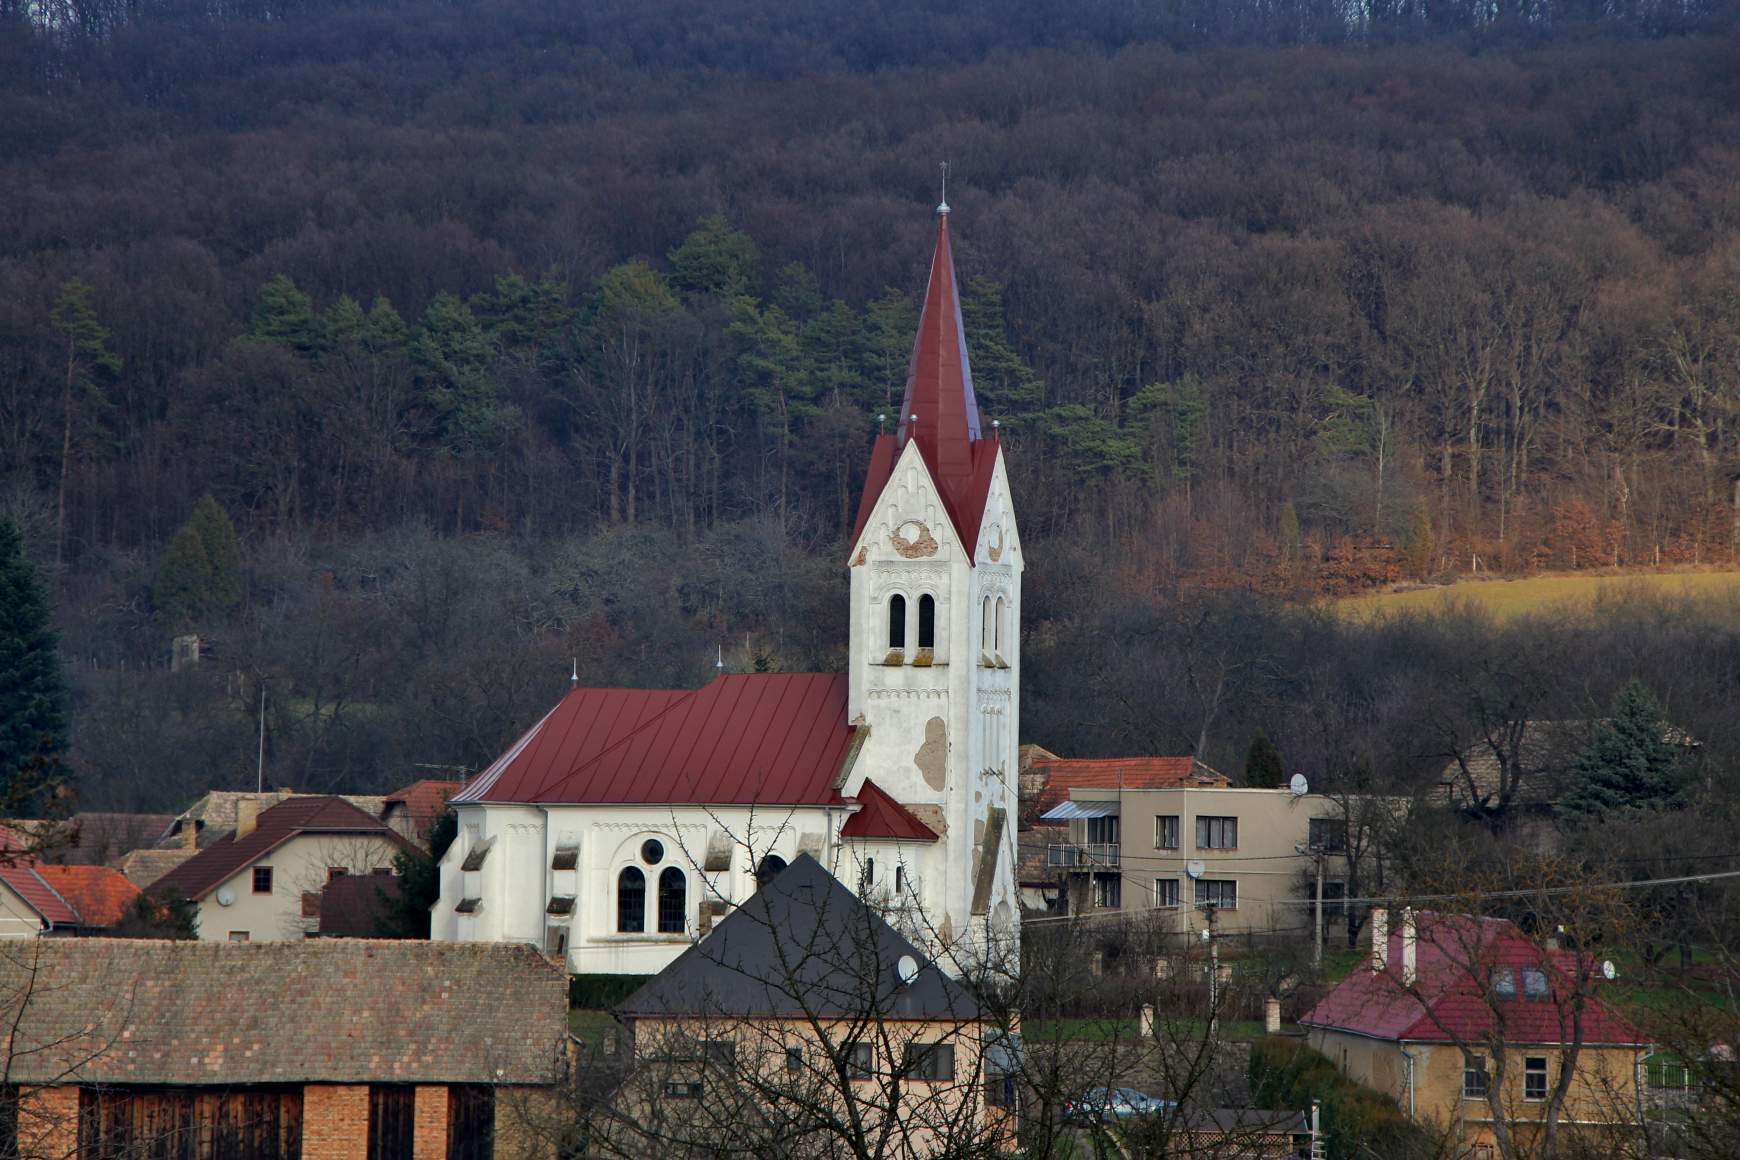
<box><xmin>0</xmin><ymin>939</ymin><xmax>568</xmax><ymax>1160</ymax></box>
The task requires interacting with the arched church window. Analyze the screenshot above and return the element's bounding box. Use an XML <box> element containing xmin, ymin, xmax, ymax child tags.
<box><xmin>617</xmin><ymin>867</ymin><xmax>645</xmax><ymax>933</ymax></box>
<box><xmin>895</xmin><ymin>865</ymin><xmax>906</xmax><ymax>894</ymax></box>
<box><xmin>756</xmin><ymin>854</ymin><xmax>787</xmax><ymax>886</ymax></box>
<box><xmin>918</xmin><ymin>594</ymin><xmax>935</xmax><ymax>650</ymax></box>
<box><xmin>994</xmin><ymin>597</ymin><xmax>1005</xmax><ymax>654</ymax></box>
<box><xmin>888</xmin><ymin>595</ymin><xmax>906</xmax><ymax>651</ymax></box>
<box><xmin>657</xmin><ymin>867</ymin><xmax>686</xmax><ymax>933</ymax></box>
<box><xmin>864</xmin><ymin>857</ymin><xmax>875</xmax><ymax>887</ymax></box>
<box><xmin>981</xmin><ymin>596</ymin><xmax>993</xmax><ymax>653</ymax></box>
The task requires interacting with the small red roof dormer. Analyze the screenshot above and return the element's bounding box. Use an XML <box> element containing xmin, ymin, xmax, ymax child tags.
<box><xmin>850</xmin><ymin>206</ymin><xmax>1000</xmax><ymax>557</ymax></box>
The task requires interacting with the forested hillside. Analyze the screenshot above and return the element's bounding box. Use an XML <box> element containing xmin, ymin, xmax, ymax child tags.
<box><xmin>5</xmin><ymin>0</ymin><xmax>1740</xmax><ymax>808</ymax></box>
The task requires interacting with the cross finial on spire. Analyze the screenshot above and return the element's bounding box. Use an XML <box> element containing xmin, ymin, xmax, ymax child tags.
<box><xmin>570</xmin><ymin>657</ymin><xmax>578</xmax><ymax>686</ymax></box>
<box><xmin>938</xmin><ymin>161</ymin><xmax>950</xmax><ymax>216</ymax></box>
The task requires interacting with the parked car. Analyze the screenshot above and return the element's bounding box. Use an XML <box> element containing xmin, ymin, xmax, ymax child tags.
<box><xmin>1063</xmin><ymin>1086</ymin><xmax>1171</xmax><ymax>1123</ymax></box>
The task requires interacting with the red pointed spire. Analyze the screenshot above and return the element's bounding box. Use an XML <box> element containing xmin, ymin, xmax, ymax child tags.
<box><xmin>897</xmin><ymin>210</ymin><xmax>983</xmax><ymax>486</ymax></box>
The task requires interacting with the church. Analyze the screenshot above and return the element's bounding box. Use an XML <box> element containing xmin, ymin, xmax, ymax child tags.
<box><xmin>432</xmin><ymin>202</ymin><xmax>1023</xmax><ymax>978</ymax></box>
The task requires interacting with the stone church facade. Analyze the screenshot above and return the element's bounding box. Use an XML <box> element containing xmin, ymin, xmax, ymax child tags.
<box><xmin>433</xmin><ymin>206</ymin><xmax>1022</xmax><ymax>978</ymax></box>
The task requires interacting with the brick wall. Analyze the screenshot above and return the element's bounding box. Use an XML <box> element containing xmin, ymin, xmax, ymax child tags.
<box><xmin>413</xmin><ymin>1084</ymin><xmax>450</xmax><ymax>1160</ymax></box>
<box><xmin>303</xmin><ymin>1083</ymin><xmax>370</xmax><ymax>1160</ymax></box>
<box><xmin>16</xmin><ymin>1085</ymin><xmax>78</xmax><ymax>1160</ymax></box>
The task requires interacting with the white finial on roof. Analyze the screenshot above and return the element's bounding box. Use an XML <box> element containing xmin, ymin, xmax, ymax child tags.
<box><xmin>716</xmin><ymin>644</ymin><xmax>725</xmax><ymax>672</ymax></box>
<box><xmin>570</xmin><ymin>657</ymin><xmax>578</xmax><ymax>686</ymax></box>
<box><xmin>937</xmin><ymin>161</ymin><xmax>950</xmax><ymax>216</ymax></box>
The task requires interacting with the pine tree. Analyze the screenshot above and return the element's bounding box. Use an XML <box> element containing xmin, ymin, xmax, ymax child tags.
<box><xmin>1558</xmin><ymin>680</ymin><xmax>1690</xmax><ymax>817</ymax></box>
<box><xmin>153</xmin><ymin>522</ymin><xmax>214</xmax><ymax>627</ymax></box>
<box><xmin>1245</xmin><ymin>730</ymin><xmax>1284</xmax><ymax>785</ymax></box>
<box><xmin>188</xmin><ymin>494</ymin><xmax>242</xmax><ymax>614</ymax></box>
<box><xmin>0</xmin><ymin>521</ymin><xmax>68</xmax><ymax>794</ymax></box>
<box><xmin>668</xmin><ymin>214</ymin><xmax>761</xmax><ymax>300</ymax></box>
<box><xmin>49</xmin><ymin>279</ymin><xmax>120</xmax><ymax>572</ymax></box>
<box><xmin>250</xmin><ymin>274</ymin><xmax>327</xmax><ymax>359</ymax></box>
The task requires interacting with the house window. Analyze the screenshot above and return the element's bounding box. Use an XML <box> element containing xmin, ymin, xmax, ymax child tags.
<box><xmin>1085</xmin><ymin>816</ymin><xmax>1119</xmax><ymax>845</ymax></box>
<box><xmin>904</xmin><ymin>1042</ymin><xmax>955</xmax><ymax>1082</ymax></box>
<box><xmin>1194</xmin><ymin>879</ymin><xmax>1237</xmax><ymax>909</ymax></box>
<box><xmin>327</xmin><ymin>867</ymin><xmax>348</xmax><ymax>882</ymax></box>
<box><xmin>845</xmin><ymin>1042</ymin><xmax>874</xmax><ymax>1079</ymax></box>
<box><xmin>227</xmin><ymin>931</ymin><xmax>250</xmax><ymax>942</ymax></box>
<box><xmin>1307</xmin><ymin>817</ymin><xmax>1347</xmax><ymax>852</ymax></box>
<box><xmin>663</xmin><ymin>1081</ymin><xmax>703</xmax><ymax>1099</ymax></box>
<box><xmin>888</xmin><ymin>595</ymin><xmax>907</xmax><ymax>650</ymax></box>
<box><xmin>447</xmin><ymin>1085</ymin><xmax>494</xmax><ymax>1160</ymax></box>
<box><xmin>1524</xmin><ymin>1056</ymin><xmax>1549</xmax><ymax>1101</ymax></box>
<box><xmin>1463</xmin><ymin>1054</ymin><xmax>1489</xmax><ymax>1099</ymax></box>
<box><xmin>703</xmin><ymin>1040</ymin><xmax>736</xmax><ymax>1066</ymax></box>
<box><xmin>1196</xmin><ymin>816</ymin><xmax>1238</xmax><ymax>849</ymax></box>
<box><xmin>1153</xmin><ymin>879</ymin><xmax>1181</xmax><ymax>909</ymax></box>
<box><xmin>986</xmin><ymin>1071</ymin><xmax>1017</xmax><ymax>1108</ymax></box>
<box><xmin>657</xmin><ymin>867</ymin><xmax>686</xmax><ymax>934</ymax></box>
<box><xmin>1494</xmin><ymin>968</ymin><xmax>1517</xmax><ymax>999</ymax></box>
<box><xmin>252</xmin><ymin>866</ymin><xmax>273</xmax><ymax>894</ymax></box>
<box><xmin>917</xmin><ymin>594</ymin><xmax>935</xmax><ymax>650</ymax></box>
<box><xmin>756</xmin><ymin>855</ymin><xmax>787</xmax><ymax>886</ymax></box>
<box><xmin>1523</xmin><ymin>967</ymin><xmax>1549</xmax><ymax>1000</ymax></box>
<box><xmin>617</xmin><ymin>867</ymin><xmax>646</xmax><ymax>933</ymax></box>
<box><xmin>786</xmin><ymin>1046</ymin><xmax>803</xmax><ymax>1075</ymax></box>
<box><xmin>1155</xmin><ymin>815</ymin><xmax>1180</xmax><ymax>850</ymax></box>
<box><xmin>1093</xmin><ymin>873</ymin><xmax>1121</xmax><ymax>908</ymax></box>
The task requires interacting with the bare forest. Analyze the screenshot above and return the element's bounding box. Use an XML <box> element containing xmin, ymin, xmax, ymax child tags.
<box><xmin>5</xmin><ymin>0</ymin><xmax>1740</xmax><ymax>812</ymax></box>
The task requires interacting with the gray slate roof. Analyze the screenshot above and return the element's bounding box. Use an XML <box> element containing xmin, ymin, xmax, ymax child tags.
<box><xmin>617</xmin><ymin>854</ymin><xmax>977</xmax><ymax>1023</ymax></box>
<box><xmin>0</xmin><ymin>939</ymin><xmax>567</xmax><ymax>1086</ymax></box>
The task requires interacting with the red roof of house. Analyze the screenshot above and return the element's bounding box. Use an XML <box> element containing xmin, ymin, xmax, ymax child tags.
<box><xmin>851</xmin><ymin>212</ymin><xmax>1000</xmax><ymax>555</ymax></box>
<box><xmin>35</xmin><ymin>865</ymin><xmax>141</xmax><ymax>927</ymax></box>
<box><xmin>1299</xmin><ymin>913</ymin><xmax>1647</xmax><ymax>1046</ymax></box>
<box><xmin>454</xmin><ymin>673</ymin><xmax>857</xmax><ymax>807</ymax></box>
<box><xmin>0</xmin><ymin>861</ymin><xmax>80</xmax><ymax>926</ymax></box>
<box><xmin>1028</xmin><ymin>756</ymin><xmax>1230</xmax><ymax>817</ymax></box>
<box><xmin>839</xmin><ymin>779</ymin><xmax>939</xmax><ymax>842</ymax></box>
<box><xmin>383</xmin><ymin>779</ymin><xmax>461</xmax><ymax>837</ymax></box>
<box><xmin>148</xmin><ymin>796</ymin><xmax>417</xmax><ymax>901</ymax></box>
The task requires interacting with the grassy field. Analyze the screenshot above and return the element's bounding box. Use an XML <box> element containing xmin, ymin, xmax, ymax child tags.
<box><xmin>1335</xmin><ymin>571</ymin><xmax>1740</xmax><ymax>620</ymax></box>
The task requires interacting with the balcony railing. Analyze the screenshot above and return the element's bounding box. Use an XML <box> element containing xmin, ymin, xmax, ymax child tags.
<box><xmin>1047</xmin><ymin>843</ymin><xmax>1120</xmax><ymax>869</ymax></box>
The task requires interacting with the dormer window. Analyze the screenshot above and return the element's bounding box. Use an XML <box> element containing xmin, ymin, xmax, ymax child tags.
<box><xmin>888</xmin><ymin>595</ymin><xmax>907</xmax><ymax>651</ymax></box>
<box><xmin>917</xmin><ymin>595</ymin><xmax>935</xmax><ymax>652</ymax></box>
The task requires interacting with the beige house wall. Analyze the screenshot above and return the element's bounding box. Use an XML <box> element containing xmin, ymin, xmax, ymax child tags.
<box><xmin>1061</xmin><ymin>787</ymin><xmax>1350</xmax><ymax>935</ymax></box>
<box><xmin>0</xmin><ymin>878</ymin><xmax>47</xmax><ymax>939</ymax></box>
<box><xmin>192</xmin><ymin>832</ymin><xmax>404</xmax><ymax>942</ymax></box>
<box><xmin>1309</xmin><ymin>1028</ymin><xmax>1645</xmax><ymax>1150</ymax></box>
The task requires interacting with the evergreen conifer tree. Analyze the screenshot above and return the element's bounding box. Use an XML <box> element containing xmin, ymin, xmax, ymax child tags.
<box><xmin>0</xmin><ymin>521</ymin><xmax>68</xmax><ymax>792</ymax></box>
<box><xmin>1558</xmin><ymin>680</ymin><xmax>1689</xmax><ymax>817</ymax></box>
<box><xmin>188</xmin><ymin>494</ymin><xmax>242</xmax><ymax>613</ymax></box>
<box><xmin>153</xmin><ymin>521</ymin><xmax>214</xmax><ymax>627</ymax></box>
<box><xmin>1245</xmin><ymin>729</ymin><xmax>1284</xmax><ymax>785</ymax></box>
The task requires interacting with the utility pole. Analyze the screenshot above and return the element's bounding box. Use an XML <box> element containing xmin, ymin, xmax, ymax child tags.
<box><xmin>1202</xmin><ymin>906</ymin><xmax>1220</xmax><ymax>1041</ymax></box>
<box><xmin>256</xmin><ymin>677</ymin><xmax>267</xmax><ymax>793</ymax></box>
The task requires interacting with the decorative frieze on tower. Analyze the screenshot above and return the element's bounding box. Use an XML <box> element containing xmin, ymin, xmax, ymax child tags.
<box><xmin>844</xmin><ymin>206</ymin><xmax>1023</xmax><ymax>970</ymax></box>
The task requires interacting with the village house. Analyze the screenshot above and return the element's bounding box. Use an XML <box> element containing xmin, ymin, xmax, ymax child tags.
<box><xmin>434</xmin><ymin>205</ymin><xmax>1023</xmax><ymax>978</ymax></box>
<box><xmin>148</xmin><ymin>795</ymin><xmax>418</xmax><ymax>942</ymax></box>
<box><xmin>608</xmin><ymin>853</ymin><xmax>1012</xmax><ymax>1157</ymax></box>
<box><xmin>0</xmin><ymin>860</ymin><xmax>141</xmax><ymax>937</ymax></box>
<box><xmin>1300</xmin><ymin>909</ymin><xmax>1650</xmax><ymax>1157</ymax></box>
<box><xmin>1041</xmin><ymin>779</ymin><xmax>1352</xmax><ymax>937</ymax></box>
<box><xmin>0</xmin><ymin>939</ymin><xmax>569</xmax><ymax>1160</ymax></box>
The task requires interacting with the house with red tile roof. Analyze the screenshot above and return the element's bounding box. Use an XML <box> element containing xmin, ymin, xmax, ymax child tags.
<box><xmin>149</xmin><ymin>795</ymin><xmax>419</xmax><ymax>942</ymax></box>
<box><xmin>381</xmin><ymin>778</ymin><xmax>462</xmax><ymax>845</ymax></box>
<box><xmin>1300</xmin><ymin>909</ymin><xmax>1650</xmax><ymax>1155</ymax></box>
<box><xmin>0</xmin><ymin>860</ymin><xmax>142</xmax><ymax>936</ymax></box>
<box><xmin>436</xmin><ymin>204</ymin><xmax>1023</xmax><ymax>979</ymax></box>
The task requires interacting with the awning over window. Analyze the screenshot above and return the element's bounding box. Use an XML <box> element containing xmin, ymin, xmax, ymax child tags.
<box><xmin>1039</xmin><ymin>800</ymin><xmax>1120</xmax><ymax>821</ymax></box>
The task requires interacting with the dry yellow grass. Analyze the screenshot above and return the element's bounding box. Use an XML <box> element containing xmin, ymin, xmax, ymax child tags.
<box><xmin>1334</xmin><ymin>571</ymin><xmax>1740</xmax><ymax>620</ymax></box>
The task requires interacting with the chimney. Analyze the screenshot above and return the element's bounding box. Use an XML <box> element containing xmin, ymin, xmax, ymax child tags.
<box><xmin>1370</xmin><ymin>907</ymin><xmax>1389</xmax><ymax>973</ymax></box>
<box><xmin>237</xmin><ymin>798</ymin><xmax>259</xmax><ymax>840</ymax></box>
<box><xmin>180</xmin><ymin>820</ymin><xmax>198</xmax><ymax>851</ymax></box>
<box><xmin>1401</xmin><ymin>908</ymin><xmax>1418</xmax><ymax>987</ymax></box>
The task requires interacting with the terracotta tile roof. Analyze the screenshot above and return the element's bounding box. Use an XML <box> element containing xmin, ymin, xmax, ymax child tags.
<box><xmin>0</xmin><ymin>861</ymin><xmax>79</xmax><ymax>926</ymax></box>
<box><xmin>839</xmin><ymin>779</ymin><xmax>939</xmax><ymax>842</ymax></box>
<box><xmin>0</xmin><ymin>939</ymin><xmax>568</xmax><ymax>1085</ymax></box>
<box><xmin>618</xmin><ymin>854</ymin><xmax>976</xmax><ymax>1023</ymax></box>
<box><xmin>382</xmin><ymin>779</ymin><xmax>461</xmax><ymax>839</ymax></box>
<box><xmin>1299</xmin><ymin>912</ymin><xmax>1646</xmax><ymax>1046</ymax></box>
<box><xmin>1026</xmin><ymin>755</ymin><xmax>1230</xmax><ymax>817</ymax></box>
<box><xmin>456</xmin><ymin>673</ymin><xmax>858</xmax><ymax>807</ymax></box>
<box><xmin>34</xmin><ymin>864</ymin><xmax>141</xmax><ymax>927</ymax></box>
<box><xmin>316</xmin><ymin>874</ymin><xmax>405</xmax><ymax>938</ymax></box>
<box><xmin>148</xmin><ymin>796</ymin><xmax>418</xmax><ymax>901</ymax></box>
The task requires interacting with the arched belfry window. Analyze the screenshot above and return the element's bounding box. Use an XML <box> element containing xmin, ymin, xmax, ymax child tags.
<box><xmin>888</xmin><ymin>595</ymin><xmax>907</xmax><ymax>651</ymax></box>
<box><xmin>617</xmin><ymin>866</ymin><xmax>645</xmax><ymax>933</ymax></box>
<box><xmin>994</xmin><ymin>597</ymin><xmax>1005</xmax><ymax>655</ymax></box>
<box><xmin>981</xmin><ymin>596</ymin><xmax>993</xmax><ymax>653</ymax></box>
<box><xmin>918</xmin><ymin>594</ymin><xmax>936</xmax><ymax>650</ymax></box>
<box><xmin>657</xmin><ymin>867</ymin><xmax>686</xmax><ymax>934</ymax></box>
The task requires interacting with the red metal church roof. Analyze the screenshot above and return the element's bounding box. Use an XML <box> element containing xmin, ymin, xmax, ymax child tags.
<box><xmin>851</xmin><ymin>212</ymin><xmax>1000</xmax><ymax>556</ymax></box>
<box><xmin>454</xmin><ymin>673</ymin><xmax>857</xmax><ymax>807</ymax></box>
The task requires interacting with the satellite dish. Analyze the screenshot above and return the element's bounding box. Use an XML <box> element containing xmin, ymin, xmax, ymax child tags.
<box><xmin>1288</xmin><ymin>774</ymin><xmax>1309</xmax><ymax>797</ymax></box>
<box><xmin>1185</xmin><ymin>860</ymin><xmax>1206</xmax><ymax>880</ymax></box>
<box><xmin>1602</xmin><ymin>960</ymin><xmax>1618</xmax><ymax>981</ymax></box>
<box><xmin>215</xmin><ymin>888</ymin><xmax>235</xmax><ymax>907</ymax></box>
<box><xmin>896</xmin><ymin>955</ymin><xmax>920</xmax><ymax>985</ymax></box>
